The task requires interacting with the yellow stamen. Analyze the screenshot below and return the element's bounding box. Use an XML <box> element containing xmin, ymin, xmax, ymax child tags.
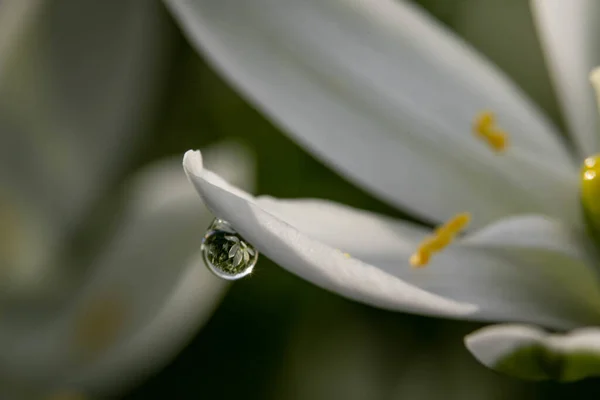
<box><xmin>409</xmin><ymin>249</ymin><xmax>430</xmax><ymax>267</ymax></box>
<box><xmin>473</xmin><ymin>111</ymin><xmax>509</xmax><ymax>152</ymax></box>
<box><xmin>410</xmin><ymin>213</ymin><xmax>471</xmax><ymax>268</ymax></box>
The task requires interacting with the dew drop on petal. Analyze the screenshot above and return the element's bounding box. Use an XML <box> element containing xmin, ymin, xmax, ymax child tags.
<box><xmin>201</xmin><ymin>219</ymin><xmax>258</xmax><ymax>280</ymax></box>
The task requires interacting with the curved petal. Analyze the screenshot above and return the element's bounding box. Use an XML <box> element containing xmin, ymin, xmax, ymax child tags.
<box><xmin>465</xmin><ymin>324</ymin><xmax>600</xmax><ymax>381</ymax></box>
<box><xmin>184</xmin><ymin>150</ymin><xmax>600</xmax><ymax>330</ymax></box>
<box><xmin>0</xmin><ymin>143</ymin><xmax>254</xmax><ymax>396</ymax></box>
<box><xmin>531</xmin><ymin>0</ymin><xmax>600</xmax><ymax>157</ymax></box>
<box><xmin>166</xmin><ymin>0</ymin><xmax>578</xmax><ymax>228</ymax></box>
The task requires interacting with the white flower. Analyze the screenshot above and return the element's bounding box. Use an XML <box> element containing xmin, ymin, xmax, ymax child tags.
<box><xmin>0</xmin><ymin>1</ymin><xmax>254</xmax><ymax>397</ymax></box>
<box><xmin>167</xmin><ymin>0</ymin><xmax>600</xmax><ymax>381</ymax></box>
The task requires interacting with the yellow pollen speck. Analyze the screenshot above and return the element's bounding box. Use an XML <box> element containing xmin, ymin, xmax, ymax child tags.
<box><xmin>343</xmin><ymin>252</ymin><xmax>351</xmax><ymax>259</ymax></box>
<box><xmin>72</xmin><ymin>291</ymin><xmax>127</xmax><ymax>361</ymax></box>
<box><xmin>410</xmin><ymin>213</ymin><xmax>471</xmax><ymax>268</ymax></box>
<box><xmin>473</xmin><ymin>111</ymin><xmax>509</xmax><ymax>152</ymax></box>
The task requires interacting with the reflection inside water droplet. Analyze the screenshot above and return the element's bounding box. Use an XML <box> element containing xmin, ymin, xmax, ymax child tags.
<box><xmin>201</xmin><ymin>219</ymin><xmax>258</xmax><ymax>280</ymax></box>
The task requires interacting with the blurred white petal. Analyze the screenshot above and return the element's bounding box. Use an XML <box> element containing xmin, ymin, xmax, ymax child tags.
<box><xmin>183</xmin><ymin>150</ymin><xmax>600</xmax><ymax>329</ymax></box>
<box><xmin>465</xmin><ymin>324</ymin><xmax>600</xmax><ymax>381</ymax></box>
<box><xmin>0</xmin><ymin>0</ymin><xmax>169</xmax><ymax>227</ymax></box>
<box><xmin>0</xmin><ymin>191</ymin><xmax>62</xmax><ymax>298</ymax></box>
<box><xmin>166</xmin><ymin>0</ymin><xmax>578</xmax><ymax>228</ymax></box>
<box><xmin>0</xmin><ymin>142</ymin><xmax>254</xmax><ymax>396</ymax></box>
<box><xmin>0</xmin><ymin>0</ymin><xmax>171</xmax><ymax>302</ymax></box>
<box><xmin>531</xmin><ymin>0</ymin><xmax>600</xmax><ymax>157</ymax></box>
<box><xmin>0</xmin><ymin>0</ymin><xmax>43</xmax><ymax>76</ymax></box>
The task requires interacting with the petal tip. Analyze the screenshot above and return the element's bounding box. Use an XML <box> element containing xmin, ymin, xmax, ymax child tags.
<box><xmin>182</xmin><ymin>149</ymin><xmax>203</xmax><ymax>177</ymax></box>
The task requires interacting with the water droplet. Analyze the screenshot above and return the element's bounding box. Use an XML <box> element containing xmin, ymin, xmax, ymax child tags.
<box><xmin>201</xmin><ymin>219</ymin><xmax>258</xmax><ymax>280</ymax></box>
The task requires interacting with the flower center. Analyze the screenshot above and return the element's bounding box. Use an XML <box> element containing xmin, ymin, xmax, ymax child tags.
<box><xmin>409</xmin><ymin>212</ymin><xmax>471</xmax><ymax>267</ymax></box>
<box><xmin>473</xmin><ymin>111</ymin><xmax>509</xmax><ymax>152</ymax></box>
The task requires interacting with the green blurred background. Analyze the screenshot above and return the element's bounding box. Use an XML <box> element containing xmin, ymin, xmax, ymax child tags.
<box><xmin>109</xmin><ymin>1</ymin><xmax>600</xmax><ymax>398</ymax></box>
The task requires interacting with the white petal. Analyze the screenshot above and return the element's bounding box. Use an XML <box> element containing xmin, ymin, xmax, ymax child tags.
<box><xmin>166</xmin><ymin>0</ymin><xmax>578</xmax><ymax>228</ymax></box>
<box><xmin>184</xmin><ymin>150</ymin><xmax>600</xmax><ymax>329</ymax></box>
<box><xmin>462</xmin><ymin>214</ymin><xmax>587</xmax><ymax>260</ymax></box>
<box><xmin>0</xmin><ymin>1</ymin><xmax>43</xmax><ymax>77</ymax></box>
<box><xmin>0</xmin><ymin>143</ymin><xmax>254</xmax><ymax>396</ymax></box>
<box><xmin>0</xmin><ymin>0</ymin><xmax>168</xmax><ymax>302</ymax></box>
<box><xmin>465</xmin><ymin>324</ymin><xmax>600</xmax><ymax>381</ymax></box>
<box><xmin>531</xmin><ymin>0</ymin><xmax>600</xmax><ymax>157</ymax></box>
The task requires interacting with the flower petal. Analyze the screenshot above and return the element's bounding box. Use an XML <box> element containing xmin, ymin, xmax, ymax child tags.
<box><xmin>0</xmin><ymin>1</ymin><xmax>43</xmax><ymax>76</ymax></box>
<box><xmin>0</xmin><ymin>143</ymin><xmax>254</xmax><ymax>396</ymax></box>
<box><xmin>462</xmin><ymin>214</ymin><xmax>587</xmax><ymax>260</ymax></box>
<box><xmin>0</xmin><ymin>0</ymin><xmax>170</xmax><ymax>303</ymax></box>
<box><xmin>184</xmin><ymin>150</ymin><xmax>600</xmax><ymax>329</ymax></box>
<box><xmin>531</xmin><ymin>0</ymin><xmax>600</xmax><ymax>157</ymax></box>
<box><xmin>465</xmin><ymin>324</ymin><xmax>600</xmax><ymax>381</ymax></box>
<box><xmin>166</xmin><ymin>0</ymin><xmax>578</xmax><ymax>228</ymax></box>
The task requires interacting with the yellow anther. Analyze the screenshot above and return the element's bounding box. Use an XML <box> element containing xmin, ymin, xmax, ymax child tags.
<box><xmin>473</xmin><ymin>111</ymin><xmax>509</xmax><ymax>152</ymax></box>
<box><xmin>409</xmin><ymin>249</ymin><xmax>430</xmax><ymax>267</ymax></box>
<box><xmin>410</xmin><ymin>213</ymin><xmax>471</xmax><ymax>268</ymax></box>
<box><xmin>420</xmin><ymin>236</ymin><xmax>448</xmax><ymax>253</ymax></box>
<box><xmin>435</xmin><ymin>212</ymin><xmax>470</xmax><ymax>237</ymax></box>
